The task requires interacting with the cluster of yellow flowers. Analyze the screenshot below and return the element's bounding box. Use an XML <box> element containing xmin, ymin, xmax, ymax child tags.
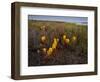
<box><xmin>41</xmin><ymin>34</ymin><xmax>77</xmax><ymax>56</ymax></box>
<box><xmin>62</xmin><ymin>34</ymin><xmax>77</xmax><ymax>44</ymax></box>
<box><xmin>62</xmin><ymin>35</ymin><xmax>70</xmax><ymax>44</ymax></box>
<box><xmin>42</xmin><ymin>38</ymin><xmax>59</xmax><ymax>56</ymax></box>
<box><xmin>47</xmin><ymin>38</ymin><xmax>59</xmax><ymax>55</ymax></box>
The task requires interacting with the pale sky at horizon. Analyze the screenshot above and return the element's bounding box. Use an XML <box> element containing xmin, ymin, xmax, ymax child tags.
<box><xmin>28</xmin><ymin>15</ymin><xmax>88</xmax><ymax>25</ymax></box>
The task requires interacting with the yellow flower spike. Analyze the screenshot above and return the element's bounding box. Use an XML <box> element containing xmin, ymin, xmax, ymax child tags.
<box><xmin>54</xmin><ymin>41</ymin><xmax>57</xmax><ymax>45</ymax></box>
<box><xmin>42</xmin><ymin>48</ymin><xmax>47</xmax><ymax>53</ymax></box>
<box><xmin>54</xmin><ymin>38</ymin><xmax>59</xmax><ymax>42</ymax></box>
<box><xmin>54</xmin><ymin>38</ymin><xmax>57</xmax><ymax>42</ymax></box>
<box><xmin>47</xmin><ymin>48</ymin><xmax>53</xmax><ymax>55</ymax></box>
<box><xmin>65</xmin><ymin>38</ymin><xmax>70</xmax><ymax>44</ymax></box>
<box><xmin>41</xmin><ymin>35</ymin><xmax>46</xmax><ymax>42</ymax></box>
<box><xmin>52</xmin><ymin>38</ymin><xmax>58</xmax><ymax>49</ymax></box>
<box><xmin>63</xmin><ymin>34</ymin><xmax>66</xmax><ymax>40</ymax></box>
<box><xmin>72</xmin><ymin>36</ymin><xmax>77</xmax><ymax>41</ymax></box>
<box><xmin>52</xmin><ymin>43</ymin><xmax>57</xmax><ymax>49</ymax></box>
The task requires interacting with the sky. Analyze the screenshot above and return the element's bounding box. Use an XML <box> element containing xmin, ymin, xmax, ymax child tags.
<box><xmin>28</xmin><ymin>15</ymin><xmax>88</xmax><ymax>25</ymax></box>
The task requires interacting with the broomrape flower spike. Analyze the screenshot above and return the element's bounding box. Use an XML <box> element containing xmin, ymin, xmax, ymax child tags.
<box><xmin>47</xmin><ymin>47</ymin><xmax>53</xmax><ymax>56</ymax></box>
<box><xmin>63</xmin><ymin>34</ymin><xmax>66</xmax><ymax>40</ymax></box>
<box><xmin>62</xmin><ymin>34</ymin><xmax>70</xmax><ymax>44</ymax></box>
<box><xmin>47</xmin><ymin>37</ymin><xmax>59</xmax><ymax>56</ymax></box>
<box><xmin>52</xmin><ymin>38</ymin><xmax>58</xmax><ymax>49</ymax></box>
<box><xmin>42</xmin><ymin>48</ymin><xmax>47</xmax><ymax>53</ymax></box>
<box><xmin>65</xmin><ymin>38</ymin><xmax>70</xmax><ymax>44</ymax></box>
<box><xmin>41</xmin><ymin>35</ymin><xmax>46</xmax><ymax>43</ymax></box>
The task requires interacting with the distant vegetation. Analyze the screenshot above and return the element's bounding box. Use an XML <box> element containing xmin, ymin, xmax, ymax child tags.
<box><xmin>28</xmin><ymin>20</ymin><xmax>88</xmax><ymax>66</ymax></box>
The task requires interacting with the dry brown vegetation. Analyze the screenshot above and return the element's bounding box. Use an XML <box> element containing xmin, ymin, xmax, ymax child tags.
<box><xmin>28</xmin><ymin>20</ymin><xmax>88</xmax><ymax>66</ymax></box>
